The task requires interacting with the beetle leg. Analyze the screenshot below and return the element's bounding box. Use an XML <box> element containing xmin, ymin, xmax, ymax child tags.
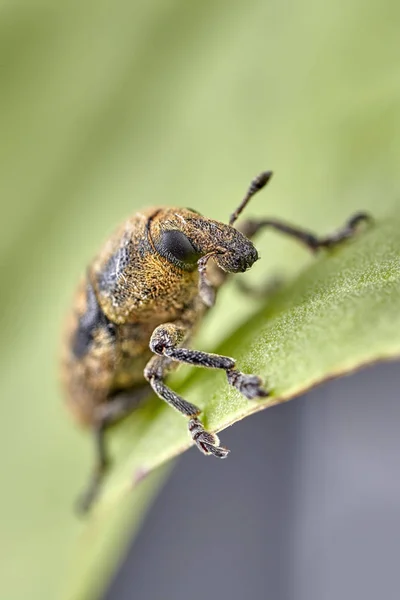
<box><xmin>144</xmin><ymin>354</ymin><xmax>230</xmax><ymax>458</ymax></box>
<box><xmin>76</xmin><ymin>386</ymin><xmax>151</xmax><ymax>514</ymax></box>
<box><xmin>76</xmin><ymin>422</ymin><xmax>108</xmax><ymax>515</ymax></box>
<box><xmin>238</xmin><ymin>212</ymin><xmax>372</xmax><ymax>252</ymax></box>
<box><xmin>197</xmin><ymin>252</ymin><xmax>219</xmax><ymax>307</ymax></box>
<box><xmin>236</xmin><ymin>274</ymin><xmax>284</xmax><ymax>298</ymax></box>
<box><xmin>149</xmin><ymin>322</ymin><xmax>269</xmax><ymax>398</ymax></box>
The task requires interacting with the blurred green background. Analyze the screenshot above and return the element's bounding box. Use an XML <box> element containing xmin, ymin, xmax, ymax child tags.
<box><xmin>0</xmin><ymin>1</ymin><xmax>399</xmax><ymax>599</ymax></box>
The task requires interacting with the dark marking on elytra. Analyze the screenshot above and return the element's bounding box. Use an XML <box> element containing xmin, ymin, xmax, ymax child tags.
<box><xmin>72</xmin><ymin>281</ymin><xmax>116</xmax><ymax>358</ymax></box>
<box><xmin>97</xmin><ymin>241</ymin><xmax>132</xmax><ymax>293</ymax></box>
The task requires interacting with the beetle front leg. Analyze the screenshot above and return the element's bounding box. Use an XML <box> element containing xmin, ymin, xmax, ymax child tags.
<box><xmin>238</xmin><ymin>212</ymin><xmax>372</xmax><ymax>252</ymax></box>
<box><xmin>144</xmin><ymin>354</ymin><xmax>229</xmax><ymax>458</ymax></box>
<box><xmin>236</xmin><ymin>274</ymin><xmax>284</xmax><ymax>299</ymax></box>
<box><xmin>149</xmin><ymin>323</ymin><xmax>269</xmax><ymax>400</ymax></box>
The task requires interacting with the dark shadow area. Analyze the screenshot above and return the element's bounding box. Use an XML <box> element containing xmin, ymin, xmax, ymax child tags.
<box><xmin>105</xmin><ymin>362</ymin><xmax>400</xmax><ymax>600</ymax></box>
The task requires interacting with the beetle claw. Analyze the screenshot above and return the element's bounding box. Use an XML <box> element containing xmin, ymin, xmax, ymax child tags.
<box><xmin>188</xmin><ymin>417</ymin><xmax>230</xmax><ymax>459</ymax></box>
<box><xmin>226</xmin><ymin>369</ymin><xmax>269</xmax><ymax>400</ymax></box>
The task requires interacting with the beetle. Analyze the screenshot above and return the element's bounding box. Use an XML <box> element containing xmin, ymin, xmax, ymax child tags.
<box><xmin>61</xmin><ymin>171</ymin><xmax>370</xmax><ymax>513</ymax></box>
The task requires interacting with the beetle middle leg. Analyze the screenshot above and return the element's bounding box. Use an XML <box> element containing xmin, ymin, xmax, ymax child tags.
<box><xmin>236</xmin><ymin>274</ymin><xmax>284</xmax><ymax>299</ymax></box>
<box><xmin>77</xmin><ymin>386</ymin><xmax>151</xmax><ymax>514</ymax></box>
<box><xmin>144</xmin><ymin>353</ymin><xmax>230</xmax><ymax>458</ymax></box>
<box><xmin>144</xmin><ymin>322</ymin><xmax>268</xmax><ymax>458</ymax></box>
<box><xmin>238</xmin><ymin>212</ymin><xmax>372</xmax><ymax>252</ymax></box>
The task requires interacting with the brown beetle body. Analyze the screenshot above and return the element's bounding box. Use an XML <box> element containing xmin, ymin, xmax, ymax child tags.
<box><xmin>61</xmin><ymin>207</ymin><xmax>254</xmax><ymax>424</ymax></box>
<box><xmin>61</xmin><ymin>172</ymin><xmax>371</xmax><ymax>513</ymax></box>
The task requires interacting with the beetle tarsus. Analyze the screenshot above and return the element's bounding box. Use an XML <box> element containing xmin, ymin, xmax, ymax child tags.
<box><xmin>226</xmin><ymin>369</ymin><xmax>269</xmax><ymax>399</ymax></box>
<box><xmin>188</xmin><ymin>417</ymin><xmax>230</xmax><ymax>458</ymax></box>
<box><xmin>75</xmin><ymin>464</ymin><xmax>108</xmax><ymax>515</ymax></box>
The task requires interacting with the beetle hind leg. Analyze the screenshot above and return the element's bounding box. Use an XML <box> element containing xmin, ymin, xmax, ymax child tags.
<box><xmin>76</xmin><ymin>422</ymin><xmax>109</xmax><ymax>515</ymax></box>
<box><xmin>76</xmin><ymin>386</ymin><xmax>151</xmax><ymax>515</ymax></box>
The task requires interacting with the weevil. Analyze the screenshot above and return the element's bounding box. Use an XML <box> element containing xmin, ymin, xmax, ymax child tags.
<box><xmin>61</xmin><ymin>171</ymin><xmax>370</xmax><ymax>513</ymax></box>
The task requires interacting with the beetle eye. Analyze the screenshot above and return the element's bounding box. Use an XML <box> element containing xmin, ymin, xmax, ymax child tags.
<box><xmin>158</xmin><ymin>229</ymin><xmax>201</xmax><ymax>269</ymax></box>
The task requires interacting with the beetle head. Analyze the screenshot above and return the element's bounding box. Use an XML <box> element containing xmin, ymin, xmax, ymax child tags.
<box><xmin>148</xmin><ymin>171</ymin><xmax>271</xmax><ymax>306</ymax></box>
<box><xmin>149</xmin><ymin>170</ymin><xmax>272</xmax><ymax>275</ymax></box>
<box><xmin>148</xmin><ymin>208</ymin><xmax>259</xmax><ymax>274</ymax></box>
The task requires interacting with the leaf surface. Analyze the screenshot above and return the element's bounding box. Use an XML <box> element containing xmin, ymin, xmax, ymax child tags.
<box><xmin>1</xmin><ymin>1</ymin><xmax>400</xmax><ymax>600</ymax></box>
<box><xmin>68</xmin><ymin>212</ymin><xmax>400</xmax><ymax>599</ymax></box>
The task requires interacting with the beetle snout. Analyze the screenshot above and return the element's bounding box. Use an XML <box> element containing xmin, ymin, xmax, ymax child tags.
<box><xmin>233</xmin><ymin>245</ymin><xmax>259</xmax><ymax>272</ymax></box>
<box><xmin>216</xmin><ymin>242</ymin><xmax>259</xmax><ymax>273</ymax></box>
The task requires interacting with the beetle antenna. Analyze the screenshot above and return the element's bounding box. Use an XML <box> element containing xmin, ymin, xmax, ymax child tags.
<box><xmin>229</xmin><ymin>170</ymin><xmax>273</xmax><ymax>226</ymax></box>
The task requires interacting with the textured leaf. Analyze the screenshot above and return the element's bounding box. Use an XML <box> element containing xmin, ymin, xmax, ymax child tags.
<box><xmin>66</xmin><ymin>211</ymin><xmax>400</xmax><ymax>600</ymax></box>
<box><xmin>1</xmin><ymin>2</ymin><xmax>400</xmax><ymax>600</ymax></box>
<box><xmin>91</xmin><ymin>212</ymin><xmax>400</xmax><ymax>514</ymax></box>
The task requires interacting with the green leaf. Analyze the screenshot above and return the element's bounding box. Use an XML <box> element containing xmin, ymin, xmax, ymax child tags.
<box><xmin>65</xmin><ymin>211</ymin><xmax>400</xmax><ymax>600</ymax></box>
<box><xmin>101</xmin><ymin>211</ymin><xmax>400</xmax><ymax>498</ymax></box>
<box><xmin>1</xmin><ymin>1</ymin><xmax>400</xmax><ymax>600</ymax></box>
<box><xmin>83</xmin><ymin>213</ymin><xmax>400</xmax><ymax>512</ymax></box>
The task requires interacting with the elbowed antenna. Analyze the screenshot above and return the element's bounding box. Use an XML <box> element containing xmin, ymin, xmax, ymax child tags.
<box><xmin>229</xmin><ymin>170</ymin><xmax>273</xmax><ymax>227</ymax></box>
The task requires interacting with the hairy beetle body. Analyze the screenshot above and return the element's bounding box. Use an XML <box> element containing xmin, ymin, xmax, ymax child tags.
<box><xmin>61</xmin><ymin>172</ymin><xmax>371</xmax><ymax>513</ymax></box>
<box><xmin>62</xmin><ymin>208</ymin><xmax>207</xmax><ymax>425</ymax></box>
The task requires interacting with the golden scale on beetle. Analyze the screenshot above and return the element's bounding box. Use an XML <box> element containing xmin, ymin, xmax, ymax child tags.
<box><xmin>61</xmin><ymin>171</ymin><xmax>371</xmax><ymax>513</ymax></box>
